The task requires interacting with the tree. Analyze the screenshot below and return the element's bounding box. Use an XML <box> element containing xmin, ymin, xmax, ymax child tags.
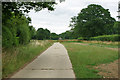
<box><xmin>36</xmin><ymin>28</ymin><xmax>45</xmax><ymax>40</ymax></box>
<box><xmin>2</xmin><ymin>2</ymin><xmax>56</xmax><ymax>47</ymax></box>
<box><xmin>113</xmin><ymin>21</ymin><xmax>120</xmax><ymax>34</ymax></box>
<box><xmin>50</xmin><ymin>33</ymin><xmax>59</xmax><ymax>40</ymax></box>
<box><xmin>70</xmin><ymin>4</ymin><xmax>116</xmax><ymax>39</ymax></box>
<box><xmin>44</xmin><ymin>29</ymin><xmax>50</xmax><ymax>39</ymax></box>
<box><xmin>36</xmin><ymin>28</ymin><xmax>50</xmax><ymax>40</ymax></box>
<box><xmin>59</xmin><ymin>30</ymin><xmax>75</xmax><ymax>39</ymax></box>
<box><xmin>29</xmin><ymin>26</ymin><xmax>36</xmax><ymax>39</ymax></box>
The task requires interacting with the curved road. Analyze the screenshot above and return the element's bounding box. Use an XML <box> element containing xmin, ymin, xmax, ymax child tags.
<box><xmin>11</xmin><ymin>42</ymin><xmax>75</xmax><ymax>78</ymax></box>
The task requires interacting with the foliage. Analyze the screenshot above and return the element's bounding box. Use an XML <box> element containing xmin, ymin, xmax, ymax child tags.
<box><xmin>113</xmin><ymin>21</ymin><xmax>120</xmax><ymax>34</ymax></box>
<box><xmin>70</xmin><ymin>4</ymin><xmax>116</xmax><ymax>39</ymax></box>
<box><xmin>77</xmin><ymin>37</ymin><xmax>84</xmax><ymax>40</ymax></box>
<box><xmin>59</xmin><ymin>30</ymin><xmax>77</xmax><ymax>39</ymax></box>
<box><xmin>2</xmin><ymin>40</ymin><xmax>53</xmax><ymax>78</ymax></box>
<box><xmin>90</xmin><ymin>34</ymin><xmax>119</xmax><ymax>41</ymax></box>
<box><xmin>2</xmin><ymin>26</ymin><xmax>13</xmax><ymax>48</ymax></box>
<box><xmin>50</xmin><ymin>33</ymin><xmax>59</xmax><ymax>40</ymax></box>
<box><xmin>36</xmin><ymin>28</ymin><xmax>50</xmax><ymax>40</ymax></box>
<box><xmin>2</xmin><ymin>2</ymin><xmax>56</xmax><ymax>48</ymax></box>
<box><xmin>16</xmin><ymin>16</ymin><xmax>31</xmax><ymax>44</ymax></box>
<box><xmin>29</xmin><ymin>26</ymin><xmax>36</xmax><ymax>39</ymax></box>
<box><xmin>2</xmin><ymin>15</ymin><xmax>31</xmax><ymax>48</ymax></box>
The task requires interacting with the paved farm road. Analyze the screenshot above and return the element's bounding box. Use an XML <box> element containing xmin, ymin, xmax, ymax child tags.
<box><xmin>11</xmin><ymin>42</ymin><xmax>75</xmax><ymax>78</ymax></box>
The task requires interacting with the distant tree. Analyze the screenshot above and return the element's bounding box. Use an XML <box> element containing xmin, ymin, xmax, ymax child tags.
<box><xmin>50</xmin><ymin>33</ymin><xmax>59</xmax><ymax>40</ymax></box>
<box><xmin>59</xmin><ymin>30</ymin><xmax>73</xmax><ymax>39</ymax></box>
<box><xmin>44</xmin><ymin>29</ymin><xmax>50</xmax><ymax>39</ymax></box>
<box><xmin>113</xmin><ymin>21</ymin><xmax>120</xmax><ymax>34</ymax></box>
<box><xmin>29</xmin><ymin>26</ymin><xmax>36</xmax><ymax>39</ymax></box>
<box><xmin>36</xmin><ymin>28</ymin><xmax>45</xmax><ymax>40</ymax></box>
<box><xmin>36</xmin><ymin>28</ymin><xmax>51</xmax><ymax>40</ymax></box>
<box><xmin>70</xmin><ymin>4</ymin><xmax>116</xmax><ymax>39</ymax></box>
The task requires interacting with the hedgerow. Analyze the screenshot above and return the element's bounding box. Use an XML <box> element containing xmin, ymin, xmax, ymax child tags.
<box><xmin>90</xmin><ymin>34</ymin><xmax>119</xmax><ymax>41</ymax></box>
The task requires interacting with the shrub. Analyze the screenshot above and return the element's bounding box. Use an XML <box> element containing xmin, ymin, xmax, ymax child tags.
<box><xmin>2</xmin><ymin>27</ymin><xmax>13</xmax><ymax>47</ymax></box>
<box><xmin>90</xmin><ymin>34</ymin><xmax>119</xmax><ymax>41</ymax></box>
<box><xmin>78</xmin><ymin>37</ymin><xmax>84</xmax><ymax>40</ymax></box>
<box><xmin>78</xmin><ymin>37</ymin><xmax>90</xmax><ymax>40</ymax></box>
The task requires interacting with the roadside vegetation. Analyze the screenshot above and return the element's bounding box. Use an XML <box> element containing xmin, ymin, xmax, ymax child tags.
<box><xmin>62</xmin><ymin>42</ymin><xmax>118</xmax><ymax>78</ymax></box>
<box><xmin>2</xmin><ymin>2</ymin><xmax>56</xmax><ymax>78</ymax></box>
<box><xmin>2</xmin><ymin>40</ymin><xmax>53</xmax><ymax>78</ymax></box>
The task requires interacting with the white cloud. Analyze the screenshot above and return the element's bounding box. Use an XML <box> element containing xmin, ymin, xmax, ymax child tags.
<box><xmin>28</xmin><ymin>0</ymin><xmax>118</xmax><ymax>34</ymax></box>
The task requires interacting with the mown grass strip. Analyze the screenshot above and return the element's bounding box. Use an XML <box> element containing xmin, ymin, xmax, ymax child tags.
<box><xmin>63</xmin><ymin>42</ymin><xmax>118</xmax><ymax>78</ymax></box>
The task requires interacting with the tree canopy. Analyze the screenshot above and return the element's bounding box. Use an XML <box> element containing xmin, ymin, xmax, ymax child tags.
<box><xmin>50</xmin><ymin>33</ymin><xmax>59</xmax><ymax>40</ymax></box>
<box><xmin>36</xmin><ymin>28</ymin><xmax>50</xmax><ymax>40</ymax></box>
<box><xmin>70</xmin><ymin>4</ymin><xmax>116</xmax><ymax>39</ymax></box>
<box><xmin>2</xmin><ymin>2</ymin><xmax>56</xmax><ymax>48</ymax></box>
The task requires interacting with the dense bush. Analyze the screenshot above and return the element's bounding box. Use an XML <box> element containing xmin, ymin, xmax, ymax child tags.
<box><xmin>90</xmin><ymin>34</ymin><xmax>119</xmax><ymax>41</ymax></box>
<box><xmin>2</xmin><ymin>15</ymin><xmax>31</xmax><ymax>48</ymax></box>
<box><xmin>2</xmin><ymin>26</ymin><xmax>13</xmax><ymax>47</ymax></box>
<box><xmin>78</xmin><ymin>37</ymin><xmax>84</xmax><ymax>40</ymax></box>
<box><xmin>36</xmin><ymin>28</ymin><xmax>50</xmax><ymax>40</ymax></box>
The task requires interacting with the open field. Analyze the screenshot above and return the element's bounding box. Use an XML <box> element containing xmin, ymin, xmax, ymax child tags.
<box><xmin>2</xmin><ymin>40</ymin><xmax>53</xmax><ymax>78</ymax></box>
<box><xmin>62</xmin><ymin>42</ymin><xmax>118</xmax><ymax>78</ymax></box>
<box><xmin>58</xmin><ymin>40</ymin><xmax>118</xmax><ymax>48</ymax></box>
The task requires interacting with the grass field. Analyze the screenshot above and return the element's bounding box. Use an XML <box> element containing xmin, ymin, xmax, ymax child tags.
<box><xmin>59</xmin><ymin>40</ymin><xmax>118</xmax><ymax>48</ymax></box>
<box><xmin>62</xmin><ymin>42</ymin><xmax>118</xmax><ymax>78</ymax></box>
<box><xmin>2</xmin><ymin>40</ymin><xmax>53</xmax><ymax>78</ymax></box>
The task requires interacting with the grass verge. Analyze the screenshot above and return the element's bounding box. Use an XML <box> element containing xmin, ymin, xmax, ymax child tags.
<box><xmin>2</xmin><ymin>40</ymin><xmax>53</xmax><ymax>78</ymax></box>
<box><xmin>80</xmin><ymin>41</ymin><xmax>118</xmax><ymax>48</ymax></box>
<box><xmin>62</xmin><ymin>42</ymin><xmax>118</xmax><ymax>78</ymax></box>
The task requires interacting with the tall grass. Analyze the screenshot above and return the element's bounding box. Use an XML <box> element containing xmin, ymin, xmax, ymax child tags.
<box><xmin>63</xmin><ymin>43</ymin><xmax>118</xmax><ymax>78</ymax></box>
<box><xmin>2</xmin><ymin>40</ymin><xmax>53</xmax><ymax>78</ymax></box>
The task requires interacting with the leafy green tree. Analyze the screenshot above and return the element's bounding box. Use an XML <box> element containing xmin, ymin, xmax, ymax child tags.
<box><xmin>70</xmin><ymin>4</ymin><xmax>116</xmax><ymax>39</ymax></box>
<box><xmin>2</xmin><ymin>14</ymin><xmax>31</xmax><ymax>47</ymax></box>
<box><xmin>29</xmin><ymin>26</ymin><xmax>36</xmax><ymax>39</ymax></box>
<box><xmin>44</xmin><ymin>29</ymin><xmax>50</xmax><ymax>39</ymax></box>
<box><xmin>36</xmin><ymin>28</ymin><xmax>45</xmax><ymax>40</ymax></box>
<box><xmin>2</xmin><ymin>2</ymin><xmax>56</xmax><ymax>47</ymax></box>
<box><xmin>36</xmin><ymin>28</ymin><xmax>50</xmax><ymax>40</ymax></box>
<box><xmin>50</xmin><ymin>33</ymin><xmax>59</xmax><ymax>40</ymax></box>
<box><xmin>113</xmin><ymin>21</ymin><xmax>120</xmax><ymax>34</ymax></box>
<box><xmin>16</xmin><ymin>16</ymin><xmax>31</xmax><ymax>44</ymax></box>
<box><xmin>59</xmin><ymin>30</ymin><xmax>74</xmax><ymax>39</ymax></box>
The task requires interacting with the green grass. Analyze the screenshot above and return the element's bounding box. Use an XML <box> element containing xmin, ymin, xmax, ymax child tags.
<box><xmin>59</xmin><ymin>39</ymin><xmax>118</xmax><ymax>48</ymax></box>
<box><xmin>62</xmin><ymin>42</ymin><xmax>118</xmax><ymax>78</ymax></box>
<box><xmin>2</xmin><ymin>40</ymin><xmax>53</xmax><ymax>78</ymax></box>
<box><xmin>81</xmin><ymin>42</ymin><xmax>118</xmax><ymax>48</ymax></box>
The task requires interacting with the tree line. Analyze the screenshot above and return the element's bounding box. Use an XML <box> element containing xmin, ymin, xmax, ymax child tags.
<box><xmin>59</xmin><ymin>4</ymin><xmax>119</xmax><ymax>40</ymax></box>
<box><xmin>3</xmin><ymin>3</ymin><xmax>119</xmax><ymax>48</ymax></box>
<box><xmin>30</xmin><ymin>27</ymin><xmax>59</xmax><ymax>40</ymax></box>
<box><xmin>2</xmin><ymin>2</ymin><xmax>56</xmax><ymax>48</ymax></box>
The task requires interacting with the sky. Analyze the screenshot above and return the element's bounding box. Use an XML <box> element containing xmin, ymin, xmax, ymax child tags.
<box><xmin>28</xmin><ymin>0</ymin><xmax>118</xmax><ymax>34</ymax></box>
